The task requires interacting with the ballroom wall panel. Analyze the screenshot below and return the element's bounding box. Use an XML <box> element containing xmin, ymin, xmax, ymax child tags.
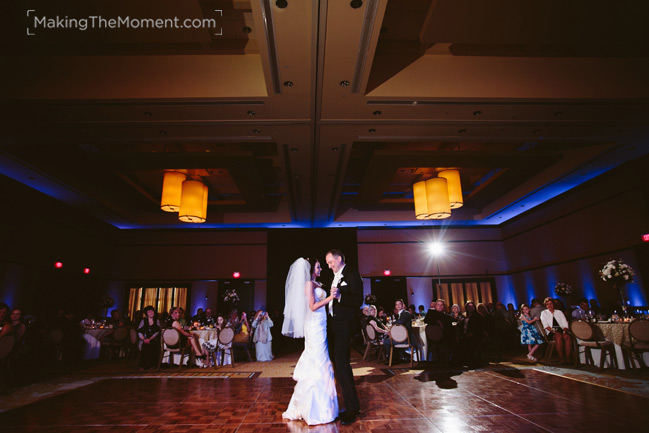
<box><xmin>500</xmin><ymin>165</ymin><xmax>648</xmax><ymax>309</ymax></box>
<box><xmin>357</xmin><ymin>228</ymin><xmax>507</xmax><ymax>279</ymax></box>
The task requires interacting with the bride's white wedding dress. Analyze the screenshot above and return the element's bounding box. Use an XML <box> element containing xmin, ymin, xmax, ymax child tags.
<box><xmin>282</xmin><ymin>286</ymin><xmax>339</xmax><ymax>425</ymax></box>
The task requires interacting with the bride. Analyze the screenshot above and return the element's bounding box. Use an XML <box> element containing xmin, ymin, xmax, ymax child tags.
<box><xmin>282</xmin><ymin>257</ymin><xmax>339</xmax><ymax>425</ymax></box>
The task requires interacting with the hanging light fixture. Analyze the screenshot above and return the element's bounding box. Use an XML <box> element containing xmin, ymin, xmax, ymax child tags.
<box><xmin>160</xmin><ymin>170</ymin><xmax>186</xmax><ymax>212</ymax></box>
<box><xmin>425</xmin><ymin>177</ymin><xmax>451</xmax><ymax>219</ymax></box>
<box><xmin>439</xmin><ymin>169</ymin><xmax>463</xmax><ymax>209</ymax></box>
<box><xmin>413</xmin><ymin>180</ymin><xmax>429</xmax><ymax>220</ymax></box>
<box><xmin>179</xmin><ymin>179</ymin><xmax>206</xmax><ymax>223</ymax></box>
<box><xmin>199</xmin><ymin>182</ymin><xmax>208</xmax><ymax>221</ymax></box>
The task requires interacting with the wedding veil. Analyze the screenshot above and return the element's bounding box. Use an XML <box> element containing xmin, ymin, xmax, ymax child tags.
<box><xmin>282</xmin><ymin>257</ymin><xmax>310</xmax><ymax>338</ymax></box>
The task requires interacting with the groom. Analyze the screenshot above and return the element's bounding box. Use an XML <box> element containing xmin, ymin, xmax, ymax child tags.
<box><xmin>325</xmin><ymin>248</ymin><xmax>363</xmax><ymax>425</ymax></box>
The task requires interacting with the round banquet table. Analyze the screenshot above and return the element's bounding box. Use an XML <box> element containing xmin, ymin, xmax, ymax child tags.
<box><xmin>577</xmin><ymin>321</ymin><xmax>647</xmax><ymax>369</ymax></box>
<box><xmin>82</xmin><ymin>328</ymin><xmax>113</xmax><ymax>360</ymax></box>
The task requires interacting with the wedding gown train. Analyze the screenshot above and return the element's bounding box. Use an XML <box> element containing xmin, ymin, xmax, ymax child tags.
<box><xmin>282</xmin><ymin>287</ymin><xmax>339</xmax><ymax>425</ymax></box>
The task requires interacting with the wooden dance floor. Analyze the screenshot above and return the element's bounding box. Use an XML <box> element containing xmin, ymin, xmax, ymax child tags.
<box><xmin>1</xmin><ymin>366</ymin><xmax>647</xmax><ymax>433</ymax></box>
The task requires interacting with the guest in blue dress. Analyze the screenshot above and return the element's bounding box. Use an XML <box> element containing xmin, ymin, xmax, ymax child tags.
<box><xmin>520</xmin><ymin>304</ymin><xmax>544</xmax><ymax>362</ymax></box>
<box><xmin>252</xmin><ymin>310</ymin><xmax>274</xmax><ymax>361</ymax></box>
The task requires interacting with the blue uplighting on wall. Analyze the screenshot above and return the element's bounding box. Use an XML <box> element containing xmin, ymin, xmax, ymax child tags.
<box><xmin>627</xmin><ymin>283</ymin><xmax>647</xmax><ymax>306</ymax></box>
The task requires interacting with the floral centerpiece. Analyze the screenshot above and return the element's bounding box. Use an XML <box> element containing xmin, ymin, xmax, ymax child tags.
<box><xmin>222</xmin><ymin>288</ymin><xmax>239</xmax><ymax>304</ymax></box>
<box><xmin>364</xmin><ymin>293</ymin><xmax>378</xmax><ymax>306</ymax></box>
<box><xmin>599</xmin><ymin>259</ymin><xmax>634</xmax><ymax>284</ymax></box>
<box><xmin>554</xmin><ymin>282</ymin><xmax>573</xmax><ymax>297</ymax></box>
<box><xmin>599</xmin><ymin>259</ymin><xmax>635</xmax><ymax>314</ymax></box>
<box><xmin>553</xmin><ymin>282</ymin><xmax>573</xmax><ymax>308</ymax></box>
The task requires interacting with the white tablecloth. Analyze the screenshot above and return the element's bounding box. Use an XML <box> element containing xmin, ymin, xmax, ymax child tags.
<box><xmin>577</xmin><ymin>322</ymin><xmax>649</xmax><ymax>369</ymax></box>
<box><xmin>412</xmin><ymin>323</ymin><xmax>427</xmax><ymax>361</ymax></box>
<box><xmin>82</xmin><ymin>328</ymin><xmax>112</xmax><ymax>360</ymax></box>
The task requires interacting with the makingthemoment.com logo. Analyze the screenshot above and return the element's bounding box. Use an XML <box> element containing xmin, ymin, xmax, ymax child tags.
<box><xmin>26</xmin><ymin>9</ymin><xmax>223</xmax><ymax>35</ymax></box>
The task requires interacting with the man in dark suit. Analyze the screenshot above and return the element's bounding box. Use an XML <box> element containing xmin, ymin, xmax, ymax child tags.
<box><xmin>383</xmin><ymin>298</ymin><xmax>413</xmax><ymax>359</ymax></box>
<box><xmin>325</xmin><ymin>248</ymin><xmax>363</xmax><ymax>425</ymax></box>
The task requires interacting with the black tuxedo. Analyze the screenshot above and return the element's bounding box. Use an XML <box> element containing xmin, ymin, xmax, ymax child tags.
<box><xmin>326</xmin><ymin>264</ymin><xmax>363</xmax><ymax>414</ymax></box>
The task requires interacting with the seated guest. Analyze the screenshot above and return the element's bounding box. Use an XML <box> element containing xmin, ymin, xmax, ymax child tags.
<box><xmin>191</xmin><ymin>308</ymin><xmax>205</xmax><ymax>325</ymax></box>
<box><xmin>377</xmin><ymin>307</ymin><xmax>389</xmax><ymax>326</ymax></box>
<box><xmin>540</xmin><ymin>297</ymin><xmax>572</xmax><ymax>364</ymax></box>
<box><xmin>252</xmin><ymin>310</ymin><xmax>274</xmax><ymax>361</ymax></box>
<box><xmin>367</xmin><ymin>305</ymin><xmax>389</xmax><ymax>340</ymax></box>
<box><xmin>418</xmin><ymin>305</ymin><xmax>426</xmax><ymax>318</ymax></box>
<box><xmin>233</xmin><ymin>311</ymin><xmax>250</xmax><ymax>343</ymax></box>
<box><xmin>383</xmin><ymin>299</ymin><xmax>413</xmax><ymax>360</ymax></box>
<box><xmin>408</xmin><ymin>304</ymin><xmax>417</xmax><ymax>317</ymax></box>
<box><xmin>203</xmin><ymin>308</ymin><xmax>216</xmax><ymax>326</ymax></box>
<box><xmin>108</xmin><ymin>309</ymin><xmax>131</xmax><ymax>328</ymax></box>
<box><xmin>530</xmin><ymin>298</ymin><xmax>544</xmax><ymax>319</ymax></box>
<box><xmin>0</xmin><ymin>302</ymin><xmax>14</xmax><ymax>339</ymax></box>
<box><xmin>571</xmin><ymin>298</ymin><xmax>590</xmax><ymax>320</ymax></box>
<box><xmin>457</xmin><ymin>301</ymin><xmax>485</xmax><ymax>368</ymax></box>
<box><xmin>10</xmin><ymin>308</ymin><xmax>26</xmax><ymax>343</ymax></box>
<box><xmin>424</xmin><ymin>299</ymin><xmax>454</xmax><ymax>362</ymax></box>
<box><xmin>137</xmin><ymin>306</ymin><xmax>161</xmax><ymax>370</ymax></box>
<box><xmin>450</xmin><ymin>304</ymin><xmax>464</xmax><ymax>325</ymax></box>
<box><xmin>169</xmin><ymin>307</ymin><xmax>204</xmax><ymax>360</ymax></box>
<box><xmin>177</xmin><ymin>308</ymin><xmax>189</xmax><ymax>327</ymax></box>
<box><xmin>589</xmin><ymin>299</ymin><xmax>602</xmax><ymax>316</ymax></box>
<box><xmin>360</xmin><ymin>306</ymin><xmax>371</xmax><ymax>328</ymax></box>
<box><xmin>202</xmin><ymin>314</ymin><xmax>229</xmax><ymax>366</ymax></box>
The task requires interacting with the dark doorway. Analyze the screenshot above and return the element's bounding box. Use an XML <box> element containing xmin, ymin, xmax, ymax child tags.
<box><xmin>371</xmin><ymin>276</ymin><xmax>408</xmax><ymax>313</ymax></box>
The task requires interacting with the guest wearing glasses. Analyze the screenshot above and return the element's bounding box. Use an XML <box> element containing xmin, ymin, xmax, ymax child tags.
<box><xmin>540</xmin><ymin>297</ymin><xmax>572</xmax><ymax>364</ymax></box>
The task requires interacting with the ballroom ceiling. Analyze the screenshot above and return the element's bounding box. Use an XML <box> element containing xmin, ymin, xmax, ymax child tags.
<box><xmin>1</xmin><ymin>0</ymin><xmax>648</xmax><ymax>229</ymax></box>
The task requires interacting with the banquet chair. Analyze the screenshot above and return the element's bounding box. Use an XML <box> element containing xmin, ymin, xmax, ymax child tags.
<box><xmin>387</xmin><ymin>323</ymin><xmax>419</xmax><ymax>367</ymax></box>
<box><xmin>623</xmin><ymin>318</ymin><xmax>649</xmax><ymax>369</ymax></box>
<box><xmin>534</xmin><ymin>321</ymin><xmax>557</xmax><ymax>363</ymax></box>
<box><xmin>130</xmin><ymin>328</ymin><xmax>141</xmax><ymax>368</ymax></box>
<box><xmin>215</xmin><ymin>327</ymin><xmax>235</xmax><ymax>368</ymax></box>
<box><xmin>363</xmin><ymin>324</ymin><xmax>386</xmax><ymax>362</ymax></box>
<box><xmin>110</xmin><ymin>327</ymin><xmax>130</xmax><ymax>358</ymax></box>
<box><xmin>232</xmin><ymin>330</ymin><xmax>253</xmax><ymax>364</ymax></box>
<box><xmin>157</xmin><ymin>328</ymin><xmax>191</xmax><ymax>370</ymax></box>
<box><xmin>570</xmin><ymin>320</ymin><xmax>618</xmax><ymax>369</ymax></box>
<box><xmin>425</xmin><ymin>322</ymin><xmax>445</xmax><ymax>364</ymax></box>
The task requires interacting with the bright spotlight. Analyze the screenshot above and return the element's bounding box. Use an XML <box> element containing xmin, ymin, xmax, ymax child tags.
<box><xmin>429</xmin><ymin>242</ymin><xmax>444</xmax><ymax>256</ymax></box>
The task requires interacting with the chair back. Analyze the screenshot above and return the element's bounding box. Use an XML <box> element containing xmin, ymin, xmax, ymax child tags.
<box><xmin>219</xmin><ymin>327</ymin><xmax>235</xmax><ymax>345</ymax></box>
<box><xmin>162</xmin><ymin>328</ymin><xmax>180</xmax><ymax>347</ymax></box>
<box><xmin>50</xmin><ymin>328</ymin><xmax>64</xmax><ymax>345</ymax></box>
<box><xmin>534</xmin><ymin>321</ymin><xmax>550</xmax><ymax>342</ymax></box>
<box><xmin>129</xmin><ymin>328</ymin><xmax>138</xmax><ymax>345</ymax></box>
<box><xmin>389</xmin><ymin>324</ymin><xmax>409</xmax><ymax>344</ymax></box>
<box><xmin>365</xmin><ymin>324</ymin><xmax>377</xmax><ymax>341</ymax></box>
<box><xmin>570</xmin><ymin>320</ymin><xmax>594</xmax><ymax>341</ymax></box>
<box><xmin>629</xmin><ymin>318</ymin><xmax>649</xmax><ymax>343</ymax></box>
<box><xmin>113</xmin><ymin>327</ymin><xmax>129</xmax><ymax>342</ymax></box>
<box><xmin>425</xmin><ymin>323</ymin><xmax>444</xmax><ymax>343</ymax></box>
<box><xmin>0</xmin><ymin>336</ymin><xmax>15</xmax><ymax>359</ymax></box>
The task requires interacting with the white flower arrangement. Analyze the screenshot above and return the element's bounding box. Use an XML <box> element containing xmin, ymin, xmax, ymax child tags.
<box><xmin>599</xmin><ymin>259</ymin><xmax>634</xmax><ymax>284</ymax></box>
<box><xmin>222</xmin><ymin>288</ymin><xmax>239</xmax><ymax>303</ymax></box>
<box><xmin>554</xmin><ymin>282</ymin><xmax>573</xmax><ymax>296</ymax></box>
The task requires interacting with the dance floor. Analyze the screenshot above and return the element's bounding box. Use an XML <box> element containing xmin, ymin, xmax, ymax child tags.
<box><xmin>2</xmin><ymin>360</ymin><xmax>648</xmax><ymax>433</ymax></box>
